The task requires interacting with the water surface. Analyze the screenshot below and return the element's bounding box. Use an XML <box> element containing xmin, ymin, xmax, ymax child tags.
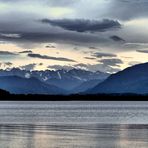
<box><xmin>0</xmin><ymin>101</ymin><xmax>148</xmax><ymax>148</ymax></box>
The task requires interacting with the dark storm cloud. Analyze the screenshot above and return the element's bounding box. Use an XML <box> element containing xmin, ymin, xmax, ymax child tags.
<box><xmin>92</xmin><ymin>52</ymin><xmax>117</xmax><ymax>58</ymax></box>
<box><xmin>41</xmin><ymin>19</ymin><xmax>121</xmax><ymax>33</ymax></box>
<box><xmin>99</xmin><ymin>58</ymin><xmax>123</xmax><ymax>67</ymax></box>
<box><xmin>28</xmin><ymin>53</ymin><xmax>76</xmax><ymax>62</ymax></box>
<box><xmin>136</xmin><ymin>50</ymin><xmax>148</xmax><ymax>53</ymax></box>
<box><xmin>110</xmin><ymin>35</ymin><xmax>125</xmax><ymax>42</ymax></box>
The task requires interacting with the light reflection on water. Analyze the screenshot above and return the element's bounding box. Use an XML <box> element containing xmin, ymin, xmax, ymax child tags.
<box><xmin>0</xmin><ymin>101</ymin><xmax>148</xmax><ymax>148</ymax></box>
<box><xmin>0</xmin><ymin>124</ymin><xmax>148</xmax><ymax>148</ymax></box>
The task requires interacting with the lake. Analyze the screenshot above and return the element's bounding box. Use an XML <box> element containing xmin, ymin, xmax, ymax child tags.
<box><xmin>0</xmin><ymin>101</ymin><xmax>148</xmax><ymax>148</ymax></box>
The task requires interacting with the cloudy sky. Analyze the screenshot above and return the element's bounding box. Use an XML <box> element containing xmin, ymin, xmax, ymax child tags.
<box><xmin>0</xmin><ymin>0</ymin><xmax>148</xmax><ymax>73</ymax></box>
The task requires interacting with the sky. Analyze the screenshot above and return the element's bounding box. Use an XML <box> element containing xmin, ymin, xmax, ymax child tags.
<box><xmin>0</xmin><ymin>0</ymin><xmax>148</xmax><ymax>73</ymax></box>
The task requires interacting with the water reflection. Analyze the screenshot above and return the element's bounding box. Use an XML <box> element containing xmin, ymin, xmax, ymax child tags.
<box><xmin>0</xmin><ymin>124</ymin><xmax>148</xmax><ymax>148</ymax></box>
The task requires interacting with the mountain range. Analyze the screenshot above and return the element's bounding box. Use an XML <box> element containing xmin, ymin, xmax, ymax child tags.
<box><xmin>0</xmin><ymin>68</ymin><xmax>109</xmax><ymax>94</ymax></box>
<box><xmin>1</xmin><ymin>63</ymin><xmax>148</xmax><ymax>95</ymax></box>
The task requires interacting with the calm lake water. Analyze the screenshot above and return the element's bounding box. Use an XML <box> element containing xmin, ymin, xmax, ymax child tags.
<box><xmin>0</xmin><ymin>101</ymin><xmax>148</xmax><ymax>148</ymax></box>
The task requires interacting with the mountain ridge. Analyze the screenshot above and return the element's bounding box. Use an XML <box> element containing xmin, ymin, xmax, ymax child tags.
<box><xmin>88</xmin><ymin>62</ymin><xmax>148</xmax><ymax>94</ymax></box>
<box><xmin>0</xmin><ymin>75</ymin><xmax>66</xmax><ymax>95</ymax></box>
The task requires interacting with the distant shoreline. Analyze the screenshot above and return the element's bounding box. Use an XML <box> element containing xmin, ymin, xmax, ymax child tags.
<box><xmin>0</xmin><ymin>94</ymin><xmax>148</xmax><ymax>101</ymax></box>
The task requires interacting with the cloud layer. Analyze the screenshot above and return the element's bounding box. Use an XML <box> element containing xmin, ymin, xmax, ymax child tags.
<box><xmin>28</xmin><ymin>53</ymin><xmax>76</xmax><ymax>62</ymax></box>
<box><xmin>41</xmin><ymin>19</ymin><xmax>121</xmax><ymax>33</ymax></box>
<box><xmin>0</xmin><ymin>0</ymin><xmax>147</xmax><ymax>72</ymax></box>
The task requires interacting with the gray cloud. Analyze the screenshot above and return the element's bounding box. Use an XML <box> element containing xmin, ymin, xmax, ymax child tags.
<box><xmin>92</xmin><ymin>52</ymin><xmax>117</xmax><ymax>58</ymax></box>
<box><xmin>105</xmin><ymin>0</ymin><xmax>148</xmax><ymax>20</ymax></box>
<box><xmin>110</xmin><ymin>35</ymin><xmax>125</xmax><ymax>42</ymax></box>
<box><xmin>136</xmin><ymin>49</ymin><xmax>148</xmax><ymax>53</ymax></box>
<box><xmin>48</xmin><ymin>63</ymin><xmax>121</xmax><ymax>73</ymax></box>
<box><xmin>0</xmin><ymin>0</ymin><xmax>145</xmax><ymax>72</ymax></box>
<box><xmin>0</xmin><ymin>33</ymin><xmax>21</xmax><ymax>38</ymax></box>
<box><xmin>89</xmin><ymin>47</ymin><xmax>98</xmax><ymax>50</ymax></box>
<box><xmin>47</xmin><ymin>0</ymin><xmax>77</xmax><ymax>6</ymax></box>
<box><xmin>39</xmin><ymin>63</ymin><xmax>43</xmax><ymax>66</ymax></box>
<box><xmin>0</xmin><ymin>0</ymin><xmax>16</xmax><ymax>1</ymax></box>
<box><xmin>0</xmin><ymin>51</ymin><xmax>19</xmax><ymax>60</ymax></box>
<box><xmin>48</xmin><ymin>65</ymin><xmax>75</xmax><ymax>71</ymax></box>
<box><xmin>28</xmin><ymin>53</ymin><xmax>76</xmax><ymax>62</ymax></box>
<box><xmin>123</xmin><ymin>43</ymin><xmax>148</xmax><ymax>50</ymax></box>
<box><xmin>3</xmin><ymin>62</ymin><xmax>13</xmax><ymax>66</ymax></box>
<box><xmin>0</xmin><ymin>62</ymin><xmax>13</xmax><ymax>68</ymax></box>
<box><xmin>2</xmin><ymin>0</ymin><xmax>77</xmax><ymax>6</ymax></box>
<box><xmin>123</xmin><ymin>43</ymin><xmax>141</xmax><ymax>49</ymax></box>
<box><xmin>0</xmin><ymin>7</ymin><xmax>123</xmax><ymax>49</ymax></box>
<box><xmin>46</xmin><ymin>45</ymin><xmax>56</xmax><ymax>48</ymax></box>
<box><xmin>20</xmin><ymin>64</ymin><xmax>36</xmax><ymax>71</ymax></box>
<box><xmin>0</xmin><ymin>51</ymin><xmax>18</xmax><ymax>55</ymax></box>
<box><xmin>75</xmin><ymin>63</ymin><xmax>121</xmax><ymax>73</ymax></box>
<box><xmin>84</xmin><ymin>57</ymin><xmax>96</xmax><ymax>60</ymax></box>
<box><xmin>99</xmin><ymin>58</ymin><xmax>123</xmax><ymax>67</ymax></box>
<box><xmin>41</xmin><ymin>19</ymin><xmax>121</xmax><ymax>33</ymax></box>
<box><xmin>19</xmin><ymin>50</ymin><xmax>33</xmax><ymax>54</ymax></box>
<box><xmin>0</xmin><ymin>31</ymin><xmax>107</xmax><ymax>47</ymax></box>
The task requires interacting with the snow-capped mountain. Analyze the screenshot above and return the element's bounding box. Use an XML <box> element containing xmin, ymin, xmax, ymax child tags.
<box><xmin>0</xmin><ymin>68</ymin><xmax>109</xmax><ymax>91</ymax></box>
